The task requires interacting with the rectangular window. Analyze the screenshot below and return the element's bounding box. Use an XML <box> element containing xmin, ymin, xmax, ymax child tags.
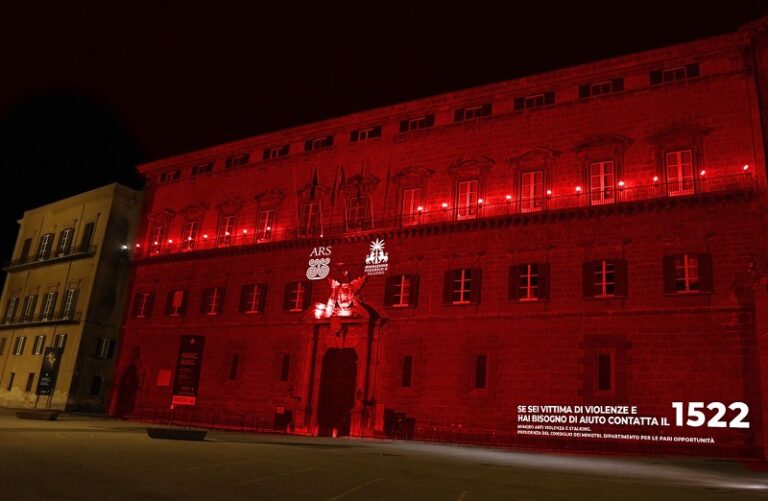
<box><xmin>159</xmin><ymin>169</ymin><xmax>181</xmax><ymax>183</ymax></box>
<box><xmin>95</xmin><ymin>337</ymin><xmax>115</xmax><ymax>359</ymax></box>
<box><xmin>514</xmin><ymin>91</ymin><xmax>555</xmax><ymax>110</ymax></box>
<box><xmin>664</xmin><ymin>253</ymin><xmax>712</xmax><ymax>294</ymax></box>
<box><xmin>675</xmin><ymin>254</ymin><xmax>699</xmax><ymax>292</ymax></box>
<box><xmin>590</xmin><ymin>161</ymin><xmax>615</xmax><ymax>205</ymax></box>
<box><xmin>201</xmin><ymin>287</ymin><xmax>225</xmax><ymax>316</ymax></box>
<box><xmin>62</xmin><ymin>289</ymin><xmax>78</xmax><ymax>320</ymax></box>
<box><xmin>518</xmin><ymin>264</ymin><xmax>539</xmax><ymax>301</ymax></box>
<box><xmin>346</xmin><ymin>196</ymin><xmax>369</xmax><ymax>231</ymax></box>
<box><xmin>37</xmin><ymin>233</ymin><xmax>53</xmax><ymax>260</ymax></box>
<box><xmin>132</xmin><ymin>292</ymin><xmax>154</xmax><ymax>318</ymax></box>
<box><xmin>19</xmin><ymin>238</ymin><xmax>32</xmax><ymax>263</ymax></box>
<box><xmin>166</xmin><ymin>289</ymin><xmax>187</xmax><ymax>316</ymax></box>
<box><xmin>217</xmin><ymin>215</ymin><xmax>235</xmax><ymax>247</ymax></box>
<box><xmin>444</xmin><ymin>269</ymin><xmax>481</xmax><ymax>305</ymax></box>
<box><xmin>4</xmin><ymin>297</ymin><xmax>19</xmax><ymax>323</ymax></box>
<box><xmin>32</xmin><ymin>335</ymin><xmax>45</xmax><ymax>355</ymax></box>
<box><xmin>456</xmin><ymin>180</ymin><xmax>478</xmax><ymax>220</ymax></box>
<box><xmin>0</xmin><ymin>337</ymin><xmax>6</xmax><ymax>356</ymax></box>
<box><xmin>149</xmin><ymin>224</ymin><xmax>165</xmax><ymax>254</ymax></box>
<box><xmin>41</xmin><ymin>291</ymin><xmax>57</xmax><ymax>321</ymax></box>
<box><xmin>229</xmin><ymin>354</ymin><xmax>239</xmax><ymax>380</ymax></box>
<box><xmin>666</xmin><ymin>150</ymin><xmax>694</xmax><ymax>196</ymax></box>
<box><xmin>578</xmin><ymin>78</ymin><xmax>624</xmax><ymax>99</ymax></box>
<box><xmin>350</xmin><ymin>126</ymin><xmax>382</xmax><ymax>142</ymax></box>
<box><xmin>240</xmin><ymin>284</ymin><xmax>266</xmax><ymax>314</ymax></box>
<box><xmin>454</xmin><ymin>103</ymin><xmax>492</xmax><ymax>122</ymax></box>
<box><xmin>583</xmin><ymin>260</ymin><xmax>627</xmax><ymax>298</ymax></box>
<box><xmin>57</xmin><ymin>228</ymin><xmax>74</xmax><ymax>256</ymax></box>
<box><xmin>650</xmin><ymin>64</ymin><xmax>699</xmax><ymax>85</ymax></box>
<box><xmin>25</xmin><ymin>373</ymin><xmax>34</xmax><ymax>392</ymax></box>
<box><xmin>521</xmin><ymin>171</ymin><xmax>544</xmax><ymax>212</ymax></box>
<box><xmin>402</xmin><ymin>356</ymin><xmax>413</xmax><ymax>387</ymax></box>
<box><xmin>225</xmin><ymin>153</ymin><xmax>250</xmax><ymax>168</ymax></box>
<box><xmin>304</xmin><ymin>136</ymin><xmax>334</xmax><ymax>151</ymax></box>
<box><xmin>299</xmin><ymin>201</ymin><xmax>322</xmax><ymax>236</ymax></box>
<box><xmin>22</xmin><ymin>295</ymin><xmax>37</xmax><ymax>321</ymax></box>
<box><xmin>280</xmin><ymin>354</ymin><xmax>290</xmax><ymax>382</ymax></box>
<box><xmin>256</xmin><ymin>210</ymin><xmax>274</xmax><ymax>241</ymax></box>
<box><xmin>13</xmin><ymin>336</ymin><xmax>26</xmax><ymax>356</ymax></box>
<box><xmin>284</xmin><ymin>282</ymin><xmax>311</xmax><ymax>312</ymax></box>
<box><xmin>54</xmin><ymin>334</ymin><xmax>68</xmax><ymax>350</ymax></box>
<box><xmin>191</xmin><ymin>162</ymin><xmax>213</xmax><ymax>176</ymax></box>
<box><xmin>399</xmin><ymin>114</ymin><xmax>435</xmax><ymax>133</ymax></box>
<box><xmin>79</xmin><ymin>222</ymin><xmax>95</xmax><ymax>252</ymax></box>
<box><xmin>6</xmin><ymin>372</ymin><xmax>14</xmax><ymax>391</ymax></box>
<box><xmin>597</xmin><ymin>353</ymin><xmax>614</xmax><ymax>392</ymax></box>
<box><xmin>400</xmin><ymin>188</ymin><xmax>422</xmax><ymax>226</ymax></box>
<box><xmin>388</xmin><ymin>274</ymin><xmax>414</xmax><ymax>308</ymax></box>
<box><xmin>89</xmin><ymin>376</ymin><xmax>103</xmax><ymax>396</ymax></box>
<box><xmin>475</xmin><ymin>355</ymin><xmax>487</xmax><ymax>389</ymax></box>
<box><xmin>182</xmin><ymin>220</ymin><xmax>199</xmax><ymax>250</ymax></box>
<box><xmin>263</xmin><ymin>144</ymin><xmax>290</xmax><ymax>160</ymax></box>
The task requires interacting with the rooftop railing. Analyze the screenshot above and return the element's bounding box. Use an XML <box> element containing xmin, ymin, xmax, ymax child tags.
<box><xmin>0</xmin><ymin>310</ymin><xmax>82</xmax><ymax>329</ymax></box>
<box><xmin>135</xmin><ymin>173</ymin><xmax>755</xmax><ymax>258</ymax></box>
<box><xmin>3</xmin><ymin>245</ymin><xmax>97</xmax><ymax>271</ymax></box>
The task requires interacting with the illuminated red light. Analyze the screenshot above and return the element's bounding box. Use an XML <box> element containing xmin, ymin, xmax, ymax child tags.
<box><xmin>575</xmin><ymin>186</ymin><xmax>582</xmax><ymax>193</ymax></box>
<box><xmin>441</xmin><ymin>202</ymin><xmax>448</xmax><ymax>209</ymax></box>
<box><xmin>135</xmin><ymin>243</ymin><xmax>140</xmax><ymax>248</ymax></box>
<box><xmin>744</xmin><ymin>164</ymin><xmax>750</xmax><ymax>171</ymax></box>
<box><xmin>266</xmin><ymin>226</ymin><xmax>272</xmax><ymax>231</ymax></box>
<box><xmin>618</xmin><ymin>181</ymin><xmax>625</xmax><ymax>188</ymax></box>
<box><xmin>417</xmin><ymin>206</ymin><xmax>423</xmax><ymax>212</ymax></box>
<box><xmin>477</xmin><ymin>198</ymin><xmax>484</xmax><ymax>204</ymax></box>
<box><xmin>203</xmin><ymin>234</ymin><xmax>208</xmax><ymax>239</ymax></box>
<box><xmin>700</xmin><ymin>170</ymin><xmax>706</xmax><ymax>176</ymax></box>
<box><xmin>653</xmin><ymin>176</ymin><xmax>659</xmax><ymax>183</ymax></box>
<box><xmin>168</xmin><ymin>239</ymin><xmax>173</xmax><ymax>244</ymax></box>
<box><xmin>505</xmin><ymin>194</ymin><xmax>512</xmax><ymax>201</ymax></box>
<box><xmin>546</xmin><ymin>189</ymin><xmax>552</xmax><ymax>196</ymax></box>
<box><xmin>225</xmin><ymin>231</ymin><xmax>230</xmax><ymax>236</ymax></box>
<box><xmin>242</xmin><ymin>229</ymin><xmax>248</xmax><ymax>234</ymax></box>
<box><xmin>153</xmin><ymin>241</ymin><xmax>159</xmax><ymax>245</ymax></box>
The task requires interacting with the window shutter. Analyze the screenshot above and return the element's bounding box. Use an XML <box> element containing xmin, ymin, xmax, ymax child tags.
<box><xmin>539</xmin><ymin>263</ymin><xmax>551</xmax><ymax>300</ymax></box>
<box><xmin>326</xmin><ymin>136</ymin><xmax>334</xmax><ymax>147</ymax></box>
<box><xmin>262</xmin><ymin>149</ymin><xmax>271</xmax><ymax>160</ymax></box>
<box><xmin>514</xmin><ymin>97</ymin><xmax>524</xmax><ymax>111</ymax></box>
<box><xmin>217</xmin><ymin>288</ymin><xmax>226</xmax><ymax>314</ymax></box>
<box><xmin>508</xmin><ymin>266</ymin><xmax>520</xmax><ymax>301</ymax></box>
<box><xmin>614</xmin><ymin>259</ymin><xmax>628</xmax><ymax>297</ymax></box>
<box><xmin>481</xmin><ymin>103</ymin><xmax>492</xmax><ymax>116</ymax></box>
<box><xmin>409</xmin><ymin>274</ymin><xmax>420</xmax><ymax>307</ymax></box>
<box><xmin>443</xmin><ymin>271</ymin><xmax>454</xmax><ymax>304</ymax></box>
<box><xmin>200</xmin><ymin>289</ymin><xmax>210</xmax><ymax>314</ymax></box>
<box><xmin>383</xmin><ymin>277</ymin><xmax>395</xmax><ymax>307</ymax></box>
<box><xmin>583</xmin><ymin>261</ymin><xmax>595</xmax><ymax>298</ymax></box>
<box><xmin>132</xmin><ymin>293</ymin><xmax>142</xmax><ymax>317</ymax></box>
<box><xmin>145</xmin><ymin>293</ymin><xmax>154</xmax><ymax>318</ymax></box>
<box><xmin>650</xmin><ymin>70</ymin><xmax>662</xmax><ymax>85</ymax></box>
<box><xmin>454</xmin><ymin>109</ymin><xmax>464</xmax><ymax>122</ymax></box>
<box><xmin>686</xmin><ymin>63</ymin><xmax>700</xmax><ymax>78</ymax></box>
<box><xmin>470</xmin><ymin>268</ymin><xmax>482</xmax><ymax>304</ymax></box>
<box><xmin>544</xmin><ymin>91</ymin><xmax>555</xmax><ymax>105</ymax></box>
<box><xmin>578</xmin><ymin>84</ymin><xmax>590</xmax><ymax>99</ymax></box>
<box><xmin>350</xmin><ymin>130</ymin><xmax>359</xmax><ymax>142</ymax></box>
<box><xmin>304</xmin><ymin>140</ymin><xmax>313</xmax><ymax>151</ymax></box>
<box><xmin>662</xmin><ymin>256</ymin><xmax>676</xmax><ymax>294</ymax></box>
<box><xmin>699</xmin><ymin>253</ymin><xmax>714</xmax><ymax>292</ymax></box>
<box><xmin>80</xmin><ymin>223</ymin><xmax>95</xmax><ymax>251</ymax></box>
<box><xmin>239</xmin><ymin>285</ymin><xmax>250</xmax><ymax>313</ymax></box>
<box><xmin>425</xmin><ymin>114</ymin><xmax>435</xmax><ymax>127</ymax></box>
<box><xmin>258</xmin><ymin>284</ymin><xmax>268</xmax><ymax>313</ymax></box>
<box><xmin>107</xmin><ymin>339</ymin><xmax>116</xmax><ymax>359</ymax></box>
<box><xmin>165</xmin><ymin>291</ymin><xmax>174</xmax><ymax>315</ymax></box>
<box><xmin>283</xmin><ymin>284</ymin><xmax>293</xmax><ymax>311</ymax></box>
<box><xmin>399</xmin><ymin>120</ymin><xmax>409</xmax><ymax>133</ymax></box>
<box><xmin>611</xmin><ymin>78</ymin><xmax>624</xmax><ymax>92</ymax></box>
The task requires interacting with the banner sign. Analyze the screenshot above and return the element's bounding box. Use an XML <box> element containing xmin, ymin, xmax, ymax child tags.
<box><xmin>307</xmin><ymin>246</ymin><xmax>332</xmax><ymax>280</ymax></box>
<box><xmin>364</xmin><ymin>239</ymin><xmax>389</xmax><ymax>275</ymax></box>
<box><xmin>36</xmin><ymin>347</ymin><xmax>63</xmax><ymax>396</ymax></box>
<box><xmin>172</xmin><ymin>335</ymin><xmax>205</xmax><ymax>406</ymax></box>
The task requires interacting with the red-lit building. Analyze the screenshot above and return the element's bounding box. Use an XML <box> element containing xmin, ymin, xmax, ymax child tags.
<box><xmin>112</xmin><ymin>18</ymin><xmax>768</xmax><ymax>458</ymax></box>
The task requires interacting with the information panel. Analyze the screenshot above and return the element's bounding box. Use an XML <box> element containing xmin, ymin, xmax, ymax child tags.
<box><xmin>172</xmin><ymin>335</ymin><xmax>205</xmax><ymax>406</ymax></box>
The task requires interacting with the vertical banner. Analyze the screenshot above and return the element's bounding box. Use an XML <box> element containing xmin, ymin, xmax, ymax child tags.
<box><xmin>36</xmin><ymin>347</ymin><xmax>63</xmax><ymax>396</ymax></box>
<box><xmin>172</xmin><ymin>335</ymin><xmax>205</xmax><ymax>406</ymax></box>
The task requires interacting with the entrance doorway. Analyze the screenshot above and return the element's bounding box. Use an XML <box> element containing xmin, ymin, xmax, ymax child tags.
<box><xmin>317</xmin><ymin>348</ymin><xmax>358</xmax><ymax>437</ymax></box>
<box><xmin>116</xmin><ymin>365</ymin><xmax>138</xmax><ymax>416</ymax></box>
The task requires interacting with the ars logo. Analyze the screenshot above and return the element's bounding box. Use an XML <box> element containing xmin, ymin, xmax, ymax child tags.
<box><xmin>307</xmin><ymin>246</ymin><xmax>332</xmax><ymax>280</ymax></box>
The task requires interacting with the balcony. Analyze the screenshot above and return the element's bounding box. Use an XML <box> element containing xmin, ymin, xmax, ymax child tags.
<box><xmin>3</xmin><ymin>245</ymin><xmax>97</xmax><ymax>271</ymax></box>
<box><xmin>135</xmin><ymin>173</ymin><xmax>755</xmax><ymax>259</ymax></box>
<box><xmin>0</xmin><ymin>310</ymin><xmax>82</xmax><ymax>329</ymax></box>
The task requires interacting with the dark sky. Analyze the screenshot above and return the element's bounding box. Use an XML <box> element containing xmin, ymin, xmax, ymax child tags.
<box><xmin>0</xmin><ymin>1</ymin><xmax>766</xmax><ymax>268</ymax></box>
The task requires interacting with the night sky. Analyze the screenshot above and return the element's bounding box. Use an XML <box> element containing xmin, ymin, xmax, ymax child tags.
<box><xmin>0</xmin><ymin>2</ymin><xmax>766</xmax><ymax>273</ymax></box>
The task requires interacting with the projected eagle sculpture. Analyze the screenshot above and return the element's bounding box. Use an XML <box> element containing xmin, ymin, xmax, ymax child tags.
<box><xmin>314</xmin><ymin>271</ymin><xmax>367</xmax><ymax>321</ymax></box>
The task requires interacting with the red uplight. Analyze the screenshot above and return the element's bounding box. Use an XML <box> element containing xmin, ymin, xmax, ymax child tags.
<box><xmin>546</xmin><ymin>189</ymin><xmax>552</xmax><ymax>196</ymax></box>
<box><xmin>417</xmin><ymin>206</ymin><xmax>423</xmax><ymax>212</ymax></box>
<box><xmin>575</xmin><ymin>186</ymin><xmax>582</xmax><ymax>193</ymax></box>
<box><xmin>618</xmin><ymin>181</ymin><xmax>625</xmax><ymax>188</ymax></box>
<box><xmin>242</xmin><ymin>229</ymin><xmax>248</xmax><ymax>234</ymax></box>
<box><xmin>505</xmin><ymin>194</ymin><xmax>512</xmax><ymax>201</ymax></box>
<box><xmin>203</xmin><ymin>234</ymin><xmax>208</xmax><ymax>239</ymax></box>
<box><xmin>441</xmin><ymin>202</ymin><xmax>448</xmax><ymax>208</ymax></box>
<box><xmin>478</xmin><ymin>198</ymin><xmax>484</xmax><ymax>204</ymax></box>
<box><xmin>700</xmin><ymin>170</ymin><xmax>706</xmax><ymax>176</ymax></box>
<box><xmin>168</xmin><ymin>239</ymin><xmax>173</xmax><ymax>244</ymax></box>
<box><xmin>653</xmin><ymin>176</ymin><xmax>659</xmax><ymax>183</ymax></box>
<box><xmin>744</xmin><ymin>164</ymin><xmax>750</xmax><ymax>171</ymax></box>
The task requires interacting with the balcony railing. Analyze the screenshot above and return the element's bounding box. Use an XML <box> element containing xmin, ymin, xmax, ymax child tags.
<box><xmin>3</xmin><ymin>245</ymin><xmax>97</xmax><ymax>271</ymax></box>
<box><xmin>0</xmin><ymin>310</ymin><xmax>82</xmax><ymax>329</ymax></box>
<box><xmin>135</xmin><ymin>173</ymin><xmax>755</xmax><ymax>258</ymax></box>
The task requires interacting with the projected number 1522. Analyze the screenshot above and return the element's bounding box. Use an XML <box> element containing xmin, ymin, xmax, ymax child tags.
<box><xmin>672</xmin><ymin>402</ymin><xmax>749</xmax><ymax>428</ymax></box>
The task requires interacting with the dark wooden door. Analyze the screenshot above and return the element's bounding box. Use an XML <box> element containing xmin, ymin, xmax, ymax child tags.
<box><xmin>317</xmin><ymin>348</ymin><xmax>357</xmax><ymax>437</ymax></box>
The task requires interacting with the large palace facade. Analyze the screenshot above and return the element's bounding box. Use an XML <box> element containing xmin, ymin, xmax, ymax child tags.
<box><xmin>111</xmin><ymin>18</ymin><xmax>768</xmax><ymax>458</ymax></box>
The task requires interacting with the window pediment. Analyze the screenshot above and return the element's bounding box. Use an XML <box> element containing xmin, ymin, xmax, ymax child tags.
<box><xmin>447</xmin><ymin>156</ymin><xmax>494</xmax><ymax>179</ymax></box>
<box><xmin>339</xmin><ymin>173</ymin><xmax>379</xmax><ymax>195</ymax></box>
<box><xmin>214</xmin><ymin>197</ymin><xmax>244</xmax><ymax>214</ymax></box>
<box><xmin>254</xmin><ymin>189</ymin><xmax>285</xmax><ymax>208</ymax></box>
<box><xmin>573</xmin><ymin>134</ymin><xmax>633</xmax><ymax>154</ymax></box>
<box><xmin>147</xmin><ymin>209</ymin><xmax>175</xmax><ymax>225</ymax></box>
<box><xmin>646</xmin><ymin>123</ymin><xmax>712</xmax><ymax>145</ymax></box>
<box><xmin>507</xmin><ymin>148</ymin><xmax>559</xmax><ymax>170</ymax></box>
<box><xmin>392</xmin><ymin>166</ymin><xmax>435</xmax><ymax>184</ymax></box>
<box><xmin>179</xmin><ymin>203</ymin><xmax>207</xmax><ymax>220</ymax></box>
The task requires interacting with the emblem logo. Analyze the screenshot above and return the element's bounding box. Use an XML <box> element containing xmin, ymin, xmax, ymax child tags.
<box><xmin>364</xmin><ymin>238</ymin><xmax>389</xmax><ymax>275</ymax></box>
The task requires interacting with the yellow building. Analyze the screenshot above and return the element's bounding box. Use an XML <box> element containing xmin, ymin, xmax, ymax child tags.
<box><xmin>0</xmin><ymin>184</ymin><xmax>141</xmax><ymax>411</ymax></box>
